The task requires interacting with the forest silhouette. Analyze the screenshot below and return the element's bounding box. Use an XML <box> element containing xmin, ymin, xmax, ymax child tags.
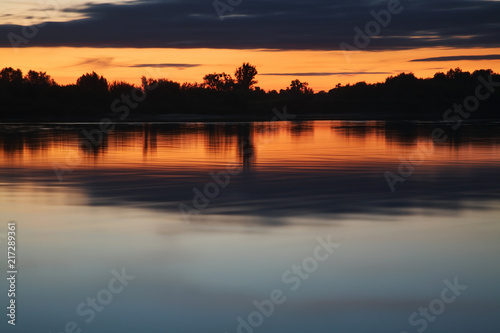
<box><xmin>0</xmin><ymin>63</ymin><xmax>499</xmax><ymax>121</ymax></box>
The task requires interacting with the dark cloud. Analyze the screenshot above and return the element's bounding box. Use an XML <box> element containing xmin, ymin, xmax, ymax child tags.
<box><xmin>72</xmin><ymin>57</ymin><xmax>115</xmax><ymax>68</ymax></box>
<box><xmin>410</xmin><ymin>55</ymin><xmax>500</xmax><ymax>62</ymax></box>
<box><xmin>261</xmin><ymin>72</ymin><xmax>393</xmax><ymax>76</ymax></box>
<box><xmin>129</xmin><ymin>63</ymin><xmax>201</xmax><ymax>69</ymax></box>
<box><xmin>1</xmin><ymin>0</ymin><xmax>499</xmax><ymax>50</ymax></box>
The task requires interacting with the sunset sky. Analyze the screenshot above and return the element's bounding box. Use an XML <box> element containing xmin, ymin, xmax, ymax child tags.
<box><xmin>1</xmin><ymin>0</ymin><xmax>500</xmax><ymax>90</ymax></box>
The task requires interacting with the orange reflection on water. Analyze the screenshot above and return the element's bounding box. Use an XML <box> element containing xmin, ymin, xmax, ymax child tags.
<box><xmin>1</xmin><ymin>121</ymin><xmax>500</xmax><ymax>173</ymax></box>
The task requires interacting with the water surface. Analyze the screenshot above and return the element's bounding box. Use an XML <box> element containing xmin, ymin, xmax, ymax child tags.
<box><xmin>0</xmin><ymin>120</ymin><xmax>499</xmax><ymax>333</ymax></box>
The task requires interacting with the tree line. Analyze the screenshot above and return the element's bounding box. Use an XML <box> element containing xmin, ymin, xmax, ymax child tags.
<box><xmin>0</xmin><ymin>63</ymin><xmax>499</xmax><ymax>121</ymax></box>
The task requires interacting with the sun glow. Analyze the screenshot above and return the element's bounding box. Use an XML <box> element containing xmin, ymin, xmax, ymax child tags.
<box><xmin>1</xmin><ymin>47</ymin><xmax>500</xmax><ymax>91</ymax></box>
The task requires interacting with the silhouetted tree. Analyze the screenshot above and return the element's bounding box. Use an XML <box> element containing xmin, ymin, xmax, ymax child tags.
<box><xmin>109</xmin><ymin>80</ymin><xmax>135</xmax><ymax>98</ymax></box>
<box><xmin>0</xmin><ymin>66</ymin><xmax>499</xmax><ymax>121</ymax></box>
<box><xmin>181</xmin><ymin>82</ymin><xmax>203</xmax><ymax>90</ymax></box>
<box><xmin>203</xmin><ymin>73</ymin><xmax>234</xmax><ymax>91</ymax></box>
<box><xmin>139</xmin><ymin>78</ymin><xmax>182</xmax><ymax>113</ymax></box>
<box><xmin>385</xmin><ymin>72</ymin><xmax>418</xmax><ymax>86</ymax></box>
<box><xmin>286</xmin><ymin>79</ymin><xmax>314</xmax><ymax>112</ymax></box>
<box><xmin>433</xmin><ymin>72</ymin><xmax>447</xmax><ymax>81</ymax></box>
<box><xmin>446</xmin><ymin>67</ymin><xmax>470</xmax><ymax>80</ymax></box>
<box><xmin>289</xmin><ymin>79</ymin><xmax>313</xmax><ymax>95</ymax></box>
<box><xmin>472</xmin><ymin>69</ymin><xmax>494</xmax><ymax>80</ymax></box>
<box><xmin>234</xmin><ymin>63</ymin><xmax>258</xmax><ymax>90</ymax></box>
<box><xmin>74</xmin><ymin>72</ymin><xmax>109</xmax><ymax>112</ymax></box>
<box><xmin>76</xmin><ymin>72</ymin><xmax>108</xmax><ymax>93</ymax></box>
<box><xmin>0</xmin><ymin>67</ymin><xmax>23</xmax><ymax>84</ymax></box>
<box><xmin>24</xmin><ymin>70</ymin><xmax>55</xmax><ymax>86</ymax></box>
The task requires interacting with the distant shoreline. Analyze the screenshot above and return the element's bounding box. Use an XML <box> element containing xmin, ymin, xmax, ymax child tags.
<box><xmin>2</xmin><ymin>67</ymin><xmax>499</xmax><ymax>123</ymax></box>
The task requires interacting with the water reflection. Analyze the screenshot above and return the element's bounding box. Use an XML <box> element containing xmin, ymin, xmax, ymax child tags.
<box><xmin>236</xmin><ymin>123</ymin><xmax>255</xmax><ymax>171</ymax></box>
<box><xmin>1</xmin><ymin>121</ymin><xmax>499</xmax><ymax>333</ymax></box>
<box><xmin>2</xmin><ymin>121</ymin><xmax>500</xmax><ymax>160</ymax></box>
<box><xmin>142</xmin><ymin>123</ymin><xmax>157</xmax><ymax>156</ymax></box>
<box><xmin>1</xmin><ymin>121</ymin><xmax>500</xmax><ymax>221</ymax></box>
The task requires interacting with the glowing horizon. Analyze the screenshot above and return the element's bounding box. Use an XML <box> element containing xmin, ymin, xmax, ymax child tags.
<box><xmin>2</xmin><ymin>47</ymin><xmax>500</xmax><ymax>91</ymax></box>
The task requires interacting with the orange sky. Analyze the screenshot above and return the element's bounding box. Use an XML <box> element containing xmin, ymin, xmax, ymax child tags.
<box><xmin>2</xmin><ymin>46</ymin><xmax>500</xmax><ymax>91</ymax></box>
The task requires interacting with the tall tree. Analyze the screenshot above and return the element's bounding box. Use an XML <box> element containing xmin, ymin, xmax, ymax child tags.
<box><xmin>234</xmin><ymin>63</ymin><xmax>258</xmax><ymax>90</ymax></box>
<box><xmin>289</xmin><ymin>79</ymin><xmax>313</xmax><ymax>94</ymax></box>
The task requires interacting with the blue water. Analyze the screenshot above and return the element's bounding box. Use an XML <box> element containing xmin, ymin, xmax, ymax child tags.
<box><xmin>0</xmin><ymin>120</ymin><xmax>499</xmax><ymax>333</ymax></box>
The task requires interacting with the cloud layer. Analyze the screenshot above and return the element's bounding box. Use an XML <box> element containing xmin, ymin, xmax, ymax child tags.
<box><xmin>1</xmin><ymin>0</ymin><xmax>499</xmax><ymax>50</ymax></box>
<box><xmin>261</xmin><ymin>72</ymin><xmax>393</xmax><ymax>76</ymax></box>
<box><xmin>410</xmin><ymin>54</ymin><xmax>500</xmax><ymax>62</ymax></box>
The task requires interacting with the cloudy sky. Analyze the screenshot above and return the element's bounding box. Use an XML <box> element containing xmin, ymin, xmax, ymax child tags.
<box><xmin>1</xmin><ymin>0</ymin><xmax>499</xmax><ymax>89</ymax></box>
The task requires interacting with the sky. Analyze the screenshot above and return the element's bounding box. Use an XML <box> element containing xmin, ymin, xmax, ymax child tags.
<box><xmin>1</xmin><ymin>0</ymin><xmax>500</xmax><ymax>90</ymax></box>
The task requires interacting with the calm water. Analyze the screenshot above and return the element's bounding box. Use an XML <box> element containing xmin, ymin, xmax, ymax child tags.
<box><xmin>0</xmin><ymin>120</ymin><xmax>499</xmax><ymax>333</ymax></box>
